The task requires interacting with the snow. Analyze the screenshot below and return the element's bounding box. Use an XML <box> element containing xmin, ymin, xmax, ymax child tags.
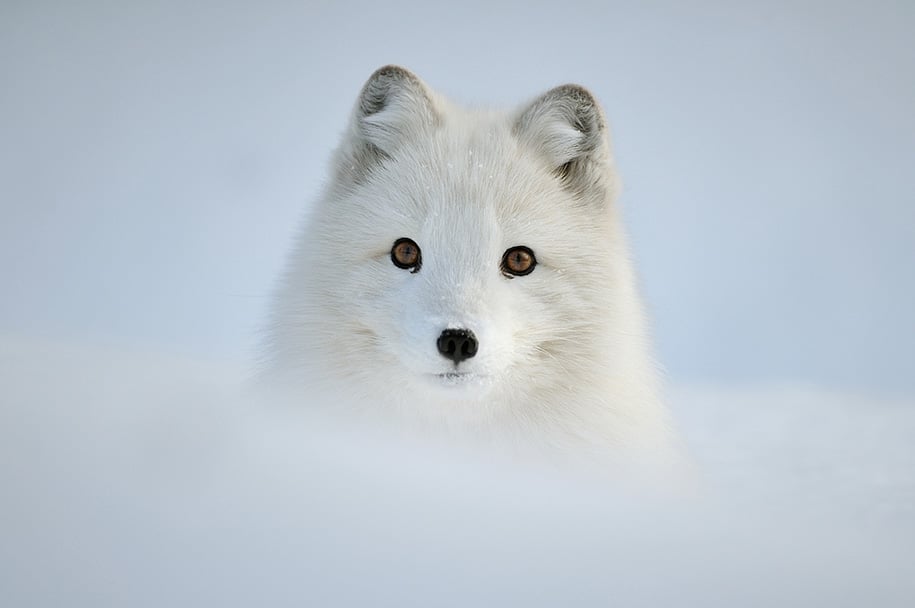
<box><xmin>1</xmin><ymin>337</ymin><xmax>913</xmax><ymax>606</ymax></box>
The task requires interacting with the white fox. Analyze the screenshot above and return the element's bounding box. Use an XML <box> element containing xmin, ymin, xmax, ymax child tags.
<box><xmin>267</xmin><ymin>66</ymin><xmax>681</xmax><ymax>468</ymax></box>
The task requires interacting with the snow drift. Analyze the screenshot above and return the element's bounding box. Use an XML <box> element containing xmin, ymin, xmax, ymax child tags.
<box><xmin>1</xmin><ymin>336</ymin><xmax>913</xmax><ymax>606</ymax></box>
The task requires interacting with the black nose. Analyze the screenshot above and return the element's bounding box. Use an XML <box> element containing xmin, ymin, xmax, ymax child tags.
<box><xmin>437</xmin><ymin>328</ymin><xmax>478</xmax><ymax>364</ymax></box>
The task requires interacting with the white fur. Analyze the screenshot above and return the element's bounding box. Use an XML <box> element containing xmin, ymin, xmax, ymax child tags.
<box><xmin>266</xmin><ymin>66</ymin><xmax>681</xmax><ymax>469</ymax></box>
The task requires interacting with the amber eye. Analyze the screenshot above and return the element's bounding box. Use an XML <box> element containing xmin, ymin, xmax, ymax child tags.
<box><xmin>391</xmin><ymin>238</ymin><xmax>422</xmax><ymax>272</ymax></box>
<box><xmin>501</xmin><ymin>246</ymin><xmax>536</xmax><ymax>277</ymax></box>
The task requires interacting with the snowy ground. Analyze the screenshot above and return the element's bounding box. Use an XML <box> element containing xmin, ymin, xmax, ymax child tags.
<box><xmin>2</xmin><ymin>336</ymin><xmax>913</xmax><ymax>607</ymax></box>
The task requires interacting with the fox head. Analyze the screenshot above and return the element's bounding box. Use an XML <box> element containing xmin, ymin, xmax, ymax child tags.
<box><xmin>270</xmin><ymin>66</ymin><xmax>656</xmax><ymax>429</ymax></box>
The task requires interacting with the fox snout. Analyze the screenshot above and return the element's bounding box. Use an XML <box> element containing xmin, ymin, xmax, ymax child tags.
<box><xmin>436</xmin><ymin>328</ymin><xmax>478</xmax><ymax>364</ymax></box>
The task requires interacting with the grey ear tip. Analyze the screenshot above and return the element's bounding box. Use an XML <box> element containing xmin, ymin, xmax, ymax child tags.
<box><xmin>553</xmin><ymin>83</ymin><xmax>596</xmax><ymax>100</ymax></box>
<box><xmin>368</xmin><ymin>64</ymin><xmax>417</xmax><ymax>83</ymax></box>
<box><xmin>549</xmin><ymin>83</ymin><xmax>605</xmax><ymax>133</ymax></box>
<box><xmin>359</xmin><ymin>65</ymin><xmax>424</xmax><ymax>116</ymax></box>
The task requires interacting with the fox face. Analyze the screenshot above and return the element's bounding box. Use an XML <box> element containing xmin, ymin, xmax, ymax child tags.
<box><xmin>331</xmin><ymin>158</ymin><xmax>561</xmax><ymax>398</ymax></box>
<box><xmin>272</xmin><ymin>67</ymin><xmax>648</xmax><ymax>425</ymax></box>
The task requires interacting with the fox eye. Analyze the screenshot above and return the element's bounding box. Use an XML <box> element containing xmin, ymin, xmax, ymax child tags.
<box><xmin>391</xmin><ymin>238</ymin><xmax>422</xmax><ymax>272</ymax></box>
<box><xmin>501</xmin><ymin>246</ymin><xmax>536</xmax><ymax>277</ymax></box>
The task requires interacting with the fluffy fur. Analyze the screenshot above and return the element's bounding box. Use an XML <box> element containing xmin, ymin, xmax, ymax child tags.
<box><xmin>267</xmin><ymin>66</ymin><xmax>679</xmax><ymax>466</ymax></box>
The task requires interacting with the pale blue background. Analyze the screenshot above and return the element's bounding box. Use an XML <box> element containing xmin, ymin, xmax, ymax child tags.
<box><xmin>2</xmin><ymin>5</ymin><xmax>915</xmax><ymax>605</ymax></box>
<box><xmin>2</xmin><ymin>0</ymin><xmax>913</xmax><ymax>394</ymax></box>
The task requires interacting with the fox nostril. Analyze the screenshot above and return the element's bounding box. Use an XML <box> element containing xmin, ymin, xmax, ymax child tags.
<box><xmin>436</xmin><ymin>328</ymin><xmax>478</xmax><ymax>364</ymax></box>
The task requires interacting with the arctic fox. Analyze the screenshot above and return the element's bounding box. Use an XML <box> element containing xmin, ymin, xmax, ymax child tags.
<box><xmin>268</xmin><ymin>66</ymin><xmax>679</xmax><ymax>465</ymax></box>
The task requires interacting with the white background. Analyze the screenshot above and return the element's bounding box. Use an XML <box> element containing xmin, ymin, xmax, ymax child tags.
<box><xmin>3</xmin><ymin>0</ymin><xmax>913</xmax><ymax>394</ymax></box>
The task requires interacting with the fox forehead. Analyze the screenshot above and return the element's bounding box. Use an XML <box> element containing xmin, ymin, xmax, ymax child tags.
<box><xmin>347</xmin><ymin>131</ymin><xmax>587</xmax><ymax>241</ymax></box>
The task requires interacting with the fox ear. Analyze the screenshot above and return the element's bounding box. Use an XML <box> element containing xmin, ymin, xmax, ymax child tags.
<box><xmin>514</xmin><ymin>85</ymin><xmax>613</xmax><ymax>197</ymax></box>
<box><xmin>348</xmin><ymin>65</ymin><xmax>438</xmax><ymax>160</ymax></box>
